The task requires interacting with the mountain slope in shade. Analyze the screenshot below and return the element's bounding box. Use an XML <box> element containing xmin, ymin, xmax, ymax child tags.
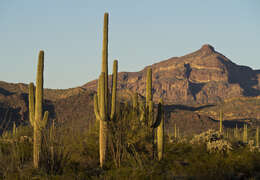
<box><xmin>83</xmin><ymin>44</ymin><xmax>260</xmax><ymax>104</ymax></box>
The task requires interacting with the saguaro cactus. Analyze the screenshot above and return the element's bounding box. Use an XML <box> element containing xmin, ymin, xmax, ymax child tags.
<box><xmin>157</xmin><ymin>99</ymin><xmax>164</xmax><ymax>160</ymax></box>
<box><xmin>146</xmin><ymin>67</ymin><xmax>153</xmax><ymax>126</ymax></box>
<box><xmin>146</xmin><ymin>68</ymin><xmax>152</xmax><ymax>106</ymax></box>
<box><xmin>29</xmin><ymin>50</ymin><xmax>49</xmax><ymax>168</ymax></box>
<box><xmin>93</xmin><ymin>13</ymin><xmax>118</xmax><ymax>168</ymax></box>
<box><xmin>219</xmin><ymin>108</ymin><xmax>223</xmax><ymax>133</ymax></box>
<box><xmin>174</xmin><ymin>123</ymin><xmax>177</xmax><ymax>138</ymax></box>
<box><xmin>12</xmin><ymin>122</ymin><xmax>17</xmax><ymax>137</ymax></box>
<box><xmin>256</xmin><ymin>127</ymin><xmax>259</xmax><ymax>147</ymax></box>
<box><xmin>243</xmin><ymin>123</ymin><xmax>248</xmax><ymax>143</ymax></box>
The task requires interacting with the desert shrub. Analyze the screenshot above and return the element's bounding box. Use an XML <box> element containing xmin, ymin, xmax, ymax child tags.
<box><xmin>190</xmin><ymin>129</ymin><xmax>232</xmax><ymax>154</ymax></box>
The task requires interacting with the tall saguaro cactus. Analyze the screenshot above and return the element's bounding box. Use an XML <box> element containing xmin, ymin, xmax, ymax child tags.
<box><xmin>29</xmin><ymin>50</ymin><xmax>49</xmax><ymax>168</ymax></box>
<box><xmin>157</xmin><ymin>99</ymin><xmax>164</xmax><ymax>160</ymax></box>
<box><xmin>93</xmin><ymin>13</ymin><xmax>118</xmax><ymax>168</ymax></box>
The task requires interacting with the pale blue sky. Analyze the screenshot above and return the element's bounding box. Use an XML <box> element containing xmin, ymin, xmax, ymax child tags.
<box><xmin>0</xmin><ymin>0</ymin><xmax>259</xmax><ymax>89</ymax></box>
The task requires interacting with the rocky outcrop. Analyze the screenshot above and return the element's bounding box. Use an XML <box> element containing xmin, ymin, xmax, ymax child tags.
<box><xmin>83</xmin><ymin>44</ymin><xmax>260</xmax><ymax>104</ymax></box>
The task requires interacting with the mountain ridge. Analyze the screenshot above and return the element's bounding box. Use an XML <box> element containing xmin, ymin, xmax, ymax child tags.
<box><xmin>83</xmin><ymin>44</ymin><xmax>260</xmax><ymax>104</ymax></box>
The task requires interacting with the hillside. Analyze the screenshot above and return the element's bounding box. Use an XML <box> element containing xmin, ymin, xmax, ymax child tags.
<box><xmin>1</xmin><ymin>44</ymin><xmax>260</xmax><ymax>134</ymax></box>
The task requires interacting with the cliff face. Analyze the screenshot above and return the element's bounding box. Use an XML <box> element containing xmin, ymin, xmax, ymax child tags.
<box><xmin>84</xmin><ymin>44</ymin><xmax>260</xmax><ymax>104</ymax></box>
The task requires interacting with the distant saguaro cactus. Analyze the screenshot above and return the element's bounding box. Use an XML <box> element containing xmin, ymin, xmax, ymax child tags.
<box><xmin>219</xmin><ymin>108</ymin><xmax>223</xmax><ymax>133</ymax></box>
<box><xmin>174</xmin><ymin>124</ymin><xmax>177</xmax><ymax>138</ymax></box>
<box><xmin>93</xmin><ymin>13</ymin><xmax>118</xmax><ymax>168</ymax></box>
<box><xmin>29</xmin><ymin>50</ymin><xmax>49</xmax><ymax>168</ymax></box>
<box><xmin>146</xmin><ymin>68</ymin><xmax>153</xmax><ymax>126</ymax></box>
<box><xmin>157</xmin><ymin>99</ymin><xmax>164</xmax><ymax>160</ymax></box>
<box><xmin>243</xmin><ymin>123</ymin><xmax>248</xmax><ymax>143</ymax></box>
<box><xmin>12</xmin><ymin>122</ymin><xmax>17</xmax><ymax>137</ymax></box>
<box><xmin>256</xmin><ymin>127</ymin><xmax>259</xmax><ymax>147</ymax></box>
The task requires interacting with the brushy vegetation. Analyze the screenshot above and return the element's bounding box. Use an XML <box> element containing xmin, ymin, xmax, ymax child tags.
<box><xmin>1</xmin><ymin>103</ymin><xmax>260</xmax><ymax>179</ymax></box>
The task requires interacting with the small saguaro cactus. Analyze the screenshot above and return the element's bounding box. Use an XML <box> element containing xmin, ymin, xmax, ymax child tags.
<box><xmin>29</xmin><ymin>50</ymin><xmax>49</xmax><ymax>169</ymax></box>
<box><xmin>146</xmin><ymin>67</ymin><xmax>153</xmax><ymax>126</ymax></box>
<box><xmin>12</xmin><ymin>122</ymin><xmax>17</xmax><ymax>137</ymax></box>
<box><xmin>157</xmin><ymin>99</ymin><xmax>164</xmax><ymax>160</ymax></box>
<box><xmin>243</xmin><ymin>123</ymin><xmax>248</xmax><ymax>143</ymax></box>
<box><xmin>219</xmin><ymin>108</ymin><xmax>223</xmax><ymax>133</ymax></box>
<box><xmin>256</xmin><ymin>127</ymin><xmax>259</xmax><ymax>147</ymax></box>
<box><xmin>174</xmin><ymin>123</ymin><xmax>177</xmax><ymax>138</ymax></box>
<box><xmin>93</xmin><ymin>12</ymin><xmax>118</xmax><ymax>168</ymax></box>
<box><xmin>234</xmin><ymin>124</ymin><xmax>238</xmax><ymax>138</ymax></box>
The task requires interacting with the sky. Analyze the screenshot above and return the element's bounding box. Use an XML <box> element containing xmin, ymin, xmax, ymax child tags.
<box><xmin>0</xmin><ymin>0</ymin><xmax>260</xmax><ymax>89</ymax></box>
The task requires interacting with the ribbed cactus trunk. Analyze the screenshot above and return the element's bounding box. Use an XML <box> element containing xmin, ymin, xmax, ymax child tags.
<box><xmin>29</xmin><ymin>51</ymin><xmax>48</xmax><ymax>169</ymax></box>
<box><xmin>93</xmin><ymin>13</ymin><xmax>118</xmax><ymax>168</ymax></box>
<box><xmin>157</xmin><ymin>99</ymin><xmax>164</xmax><ymax>160</ymax></box>
<box><xmin>99</xmin><ymin>73</ymin><xmax>107</xmax><ymax>167</ymax></box>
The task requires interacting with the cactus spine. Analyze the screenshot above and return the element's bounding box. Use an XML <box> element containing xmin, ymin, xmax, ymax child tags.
<box><xmin>157</xmin><ymin>99</ymin><xmax>164</xmax><ymax>160</ymax></box>
<box><xmin>93</xmin><ymin>13</ymin><xmax>118</xmax><ymax>168</ymax></box>
<box><xmin>29</xmin><ymin>50</ymin><xmax>49</xmax><ymax>168</ymax></box>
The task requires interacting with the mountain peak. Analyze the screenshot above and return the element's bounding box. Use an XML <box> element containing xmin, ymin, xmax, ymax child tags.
<box><xmin>200</xmin><ymin>44</ymin><xmax>215</xmax><ymax>53</ymax></box>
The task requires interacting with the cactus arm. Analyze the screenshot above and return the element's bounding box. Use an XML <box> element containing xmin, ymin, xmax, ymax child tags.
<box><xmin>133</xmin><ymin>92</ymin><xmax>138</xmax><ymax>110</ymax></box>
<box><xmin>148</xmin><ymin>100</ymin><xmax>153</xmax><ymax>126</ymax></box>
<box><xmin>29</xmin><ymin>82</ymin><xmax>35</xmax><ymax>127</ymax></box>
<box><xmin>151</xmin><ymin>103</ymin><xmax>162</xmax><ymax>128</ymax></box>
<box><xmin>40</xmin><ymin>111</ymin><xmax>48</xmax><ymax>129</ymax></box>
<box><xmin>110</xmin><ymin>60</ymin><xmax>118</xmax><ymax>120</ymax></box>
<box><xmin>94</xmin><ymin>94</ymin><xmax>101</xmax><ymax>120</ymax></box>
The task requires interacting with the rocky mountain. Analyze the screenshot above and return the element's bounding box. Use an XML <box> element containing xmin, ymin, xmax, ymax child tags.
<box><xmin>84</xmin><ymin>44</ymin><xmax>260</xmax><ymax>105</ymax></box>
<box><xmin>1</xmin><ymin>44</ymin><xmax>260</xmax><ymax>135</ymax></box>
